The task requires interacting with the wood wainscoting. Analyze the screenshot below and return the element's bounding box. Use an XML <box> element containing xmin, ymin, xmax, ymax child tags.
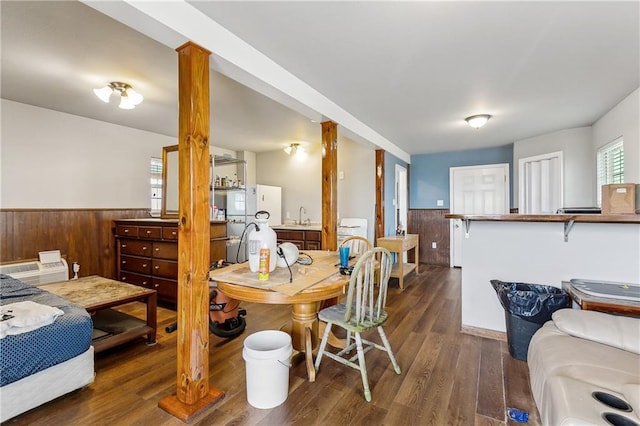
<box><xmin>0</xmin><ymin>208</ymin><xmax>150</xmax><ymax>279</ymax></box>
<box><xmin>407</xmin><ymin>208</ymin><xmax>450</xmax><ymax>266</ymax></box>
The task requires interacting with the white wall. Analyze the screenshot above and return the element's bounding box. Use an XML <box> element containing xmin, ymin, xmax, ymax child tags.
<box><xmin>1</xmin><ymin>100</ymin><xmax>174</xmax><ymax>208</ymax></box>
<box><xmin>513</xmin><ymin>127</ymin><xmax>593</xmax><ymax>208</ymax></box>
<box><xmin>592</xmin><ymin>88</ymin><xmax>639</xmax><ymax>186</ymax></box>
<box><xmin>257</xmin><ymin>144</ymin><xmax>322</xmax><ymax>224</ymax></box>
<box><xmin>338</xmin><ymin>138</ymin><xmax>376</xmax><ymax>242</ymax></box>
<box><xmin>256</xmin><ymin>138</ymin><xmax>376</xmax><ymax>239</ymax></box>
<box><xmin>512</xmin><ymin>88</ymin><xmax>640</xmax><ymax>210</ymax></box>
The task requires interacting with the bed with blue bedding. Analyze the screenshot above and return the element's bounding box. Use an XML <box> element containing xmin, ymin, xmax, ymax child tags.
<box><xmin>0</xmin><ymin>274</ymin><xmax>95</xmax><ymax>421</ymax></box>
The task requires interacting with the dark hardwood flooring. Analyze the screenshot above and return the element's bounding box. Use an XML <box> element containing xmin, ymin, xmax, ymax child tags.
<box><xmin>5</xmin><ymin>266</ymin><xmax>541</xmax><ymax>425</ymax></box>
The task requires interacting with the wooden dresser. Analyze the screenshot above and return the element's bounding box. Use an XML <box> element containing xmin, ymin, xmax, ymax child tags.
<box><xmin>113</xmin><ymin>218</ymin><xmax>227</xmax><ymax>306</ymax></box>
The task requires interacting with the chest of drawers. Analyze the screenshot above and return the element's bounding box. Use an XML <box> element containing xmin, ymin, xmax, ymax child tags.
<box><xmin>114</xmin><ymin>219</ymin><xmax>227</xmax><ymax>306</ymax></box>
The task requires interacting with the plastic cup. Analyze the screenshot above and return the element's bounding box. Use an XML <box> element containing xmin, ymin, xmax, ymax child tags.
<box><xmin>339</xmin><ymin>246</ymin><xmax>350</xmax><ymax>268</ymax></box>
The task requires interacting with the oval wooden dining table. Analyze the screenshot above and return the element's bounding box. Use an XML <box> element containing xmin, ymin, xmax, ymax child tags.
<box><xmin>210</xmin><ymin>250</ymin><xmax>349</xmax><ymax>382</ymax></box>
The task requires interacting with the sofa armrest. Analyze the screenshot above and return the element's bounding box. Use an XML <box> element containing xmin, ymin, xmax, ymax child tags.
<box><xmin>552</xmin><ymin>308</ymin><xmax>640</xmax><ymax>355</ymax></box>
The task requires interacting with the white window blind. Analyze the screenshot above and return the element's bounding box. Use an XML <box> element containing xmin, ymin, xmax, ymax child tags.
<box><xmin>596</xmin><ymin>138</ymin><xmax>624</xmax><ymax>206</ymax></box>
<box><xmin>150</xmin><ymin>157</ymin><xmax>163</xmax><ymax>215</ymax></box>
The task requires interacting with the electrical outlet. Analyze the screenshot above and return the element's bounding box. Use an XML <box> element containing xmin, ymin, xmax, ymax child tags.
<box><xmin>339</xmin><ymin>171</ymin><xmax>345</xmax><ymax>180</ymax></box>
<box><xmin>431</xmin><ymin>242</ymin><xmax>437</xmax><ymax>249</ymax></box>
<box><xmin>437</xmin><ymin>199</ymin><xmax>444</xmax><ymax>207</ymax></box>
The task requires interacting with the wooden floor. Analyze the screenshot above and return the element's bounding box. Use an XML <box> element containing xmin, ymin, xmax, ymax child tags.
<box><xmin>6</xmin><ymin>266</ymin><xmax>541</xmax><ymax>426</ymax></box>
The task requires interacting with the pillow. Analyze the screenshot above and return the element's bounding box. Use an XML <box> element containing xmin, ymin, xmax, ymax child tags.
<box><xmin>552</xmin><ymin>308</ymin><xmax>640</xmax><ymax>355</ymax></box>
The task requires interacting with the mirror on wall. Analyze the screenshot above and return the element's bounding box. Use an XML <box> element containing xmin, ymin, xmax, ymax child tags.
<box><xmin>161</xmin><ymin>144</ymin><xmax>179</xmax><ymax>218</ymax></box>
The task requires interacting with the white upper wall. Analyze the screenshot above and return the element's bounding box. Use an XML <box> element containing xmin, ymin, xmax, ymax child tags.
<box><xmin>513</xmin><ymin>127</ymin><xmax>593</xmax><ymax>208</ymax></box>
<box><xmin>592</xmin><ymin>88</ymin><xmax>639</xmax><ymax>185</ymax></box>
<box><xmin>0</xmin><ymin>99</ymin><xmax>174</xmax><ymax>209</ymax></box>
<box><xmin>255</xmin><ymin>137</ymin><xmax>376</xmax><ymax>240</ymax></box>
<box><xmin>512</xmin><ymin>88</ymin><xmax>639</xmax><ymax>209</ymax></box>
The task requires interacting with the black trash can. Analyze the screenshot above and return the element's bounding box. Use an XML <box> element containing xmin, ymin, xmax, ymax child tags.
<box><xmin>491</xmin><ymin>280</ymin><xmax>570</xmax><ymax>361</ymax></box>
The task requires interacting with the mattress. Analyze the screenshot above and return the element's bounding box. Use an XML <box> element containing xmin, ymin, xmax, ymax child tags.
<box><xmin>0</xmin><ymin>274</ymin><xmax>93</xmax><ymax>386</ymax></box>
<box><xmin>0</xmin><ymin>346</ymin><xmax>95</xmax><ymax>423</ymax></box>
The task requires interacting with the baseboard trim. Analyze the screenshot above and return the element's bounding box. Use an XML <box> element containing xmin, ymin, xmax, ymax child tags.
<box><xmin>461</xmin><ymin>325</ymin><xmax>507</xmax><ymax>342</ymax></box>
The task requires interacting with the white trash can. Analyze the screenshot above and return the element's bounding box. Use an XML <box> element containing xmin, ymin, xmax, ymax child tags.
<box><xmin>242</xmin><ymin>330</ymin><xmax>292</xmax><ymax>409</ymax></box>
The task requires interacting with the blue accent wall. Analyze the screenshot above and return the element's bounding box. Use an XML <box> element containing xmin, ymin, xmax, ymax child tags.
<box><xmin>384</xmin><ymin>152</ymin><xmax>408</xmax><ymax>236</ymax></box>
<box><xmin>410</xmin><ymin>145</ymin><xmax>514</xmax><ymax>208</ymax></box>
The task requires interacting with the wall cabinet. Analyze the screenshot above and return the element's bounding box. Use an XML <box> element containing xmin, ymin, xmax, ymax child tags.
<box><xmin>114</xmin><ymin>219</ymin><xmax>227</xmax><ymax>306</ymax></box>
<box><xmin>275</xmin><ymin>229</ymin><xmax>322</xmax><ymax>250</ymax></box>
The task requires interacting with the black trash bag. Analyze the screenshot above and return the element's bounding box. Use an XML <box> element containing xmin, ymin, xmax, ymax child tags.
<box><xmin>491</xmin><ymin>280</ymin><xmax>570</xmax><ymax>361</ymax></box>
<box><xmin>491</xmin><ymin>280</ymin><xmax>569</xmax><ymax>324</ymax></box>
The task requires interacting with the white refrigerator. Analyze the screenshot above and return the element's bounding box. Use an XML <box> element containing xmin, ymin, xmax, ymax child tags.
<box><xmin>226</xmin><ymin>184</ymin><xmax>281</xmax><ymax>262</ymax></box>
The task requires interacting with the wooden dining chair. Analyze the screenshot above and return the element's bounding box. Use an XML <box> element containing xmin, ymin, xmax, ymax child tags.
<box><xmin>314</xmin><ymin>247</ymin><xmax>401</xmax><ymax>402</ymax></box>
<box><xmin>338</xmin><ymin>236</ymin><xmax>372</xmax><ymax>256</ymax></box>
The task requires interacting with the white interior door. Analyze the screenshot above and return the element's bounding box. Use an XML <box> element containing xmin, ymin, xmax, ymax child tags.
<box><xmin>450</xmin><ymin>164</ymin><xmax>510</xmax><ymax>267</ymax></box>
<box><xmin>519</xmin><ymin>151</ymin><xmax>563</xmax><ymax>214</ymax></box>
<box><xmin>395</xmin><ymin>164</ymin><xmax>408</xmax><ymax>261</ymax></box>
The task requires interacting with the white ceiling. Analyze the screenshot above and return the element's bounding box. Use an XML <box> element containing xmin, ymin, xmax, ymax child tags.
<box><xmin>2</xmin><ymin>1</ymin><xmax>639</xmax><ymax>159</ymax></box>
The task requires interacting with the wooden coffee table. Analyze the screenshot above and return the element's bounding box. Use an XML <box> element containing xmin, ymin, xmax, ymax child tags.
<box><xmin>41</xmin><ymin>275</ymin><xmax>157</xmax><ymax>353</ymax></box>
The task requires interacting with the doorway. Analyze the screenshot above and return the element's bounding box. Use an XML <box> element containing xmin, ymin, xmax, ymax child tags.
<box><xmin>449</xmin><ymin>164</ymin><xmax>510</xmax><ymax>267</ymax></box>
<box><xmin>395</xmin><ymin>164</ymin><xmax>408</xmax><ymax>262</ymax></box>
<box><xmin>395</xmin><ymin>164</ymin><xmax>408</xmax><ymax>234</ymax></box>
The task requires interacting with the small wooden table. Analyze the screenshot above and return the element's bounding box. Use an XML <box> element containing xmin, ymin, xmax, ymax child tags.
<box><xmin>42</xmin><ymin>275</ymin><xmax>157</xmax><ymax>353</ymax></box>
<box><xmin>562</xmin><ymin>280</ymin><xmax>640</xmax><ymax>316</ymax></box>
<box><xmin>377</xmin><ymin>234</ymin><xmax>419</xmax><ymax>289</ymax></box>
<box><xmin>210</xmin><ymin>251</ymin><xmax>349</xmax><ymax>381</ymax></box>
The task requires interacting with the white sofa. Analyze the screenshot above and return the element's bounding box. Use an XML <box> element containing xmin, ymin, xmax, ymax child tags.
<box><xmin>528</xmin><ymin>308</ymin><xmax>640</xmax><ymax>425</ymax></box>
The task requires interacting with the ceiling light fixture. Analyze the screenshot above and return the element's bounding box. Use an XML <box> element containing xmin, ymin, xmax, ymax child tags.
<box><xmin>283</xmin><ymin>143</ymin><xmax>302</xmax><ymax>155</ymax></box>
<box><xmin>93</xmin><ymin>82</ymin><xmax>143</xmax><ymax>110</ymax></box>
<box><xmin>465</xmin><ymin>114</ymin><xmax>491</xmax><ymax>129</ymax></box>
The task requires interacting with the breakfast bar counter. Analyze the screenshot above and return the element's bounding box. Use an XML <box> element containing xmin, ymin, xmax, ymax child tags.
<box><xmin>445</xmin><ymin>214</ymin><xmax>640</xmax><ymax>337</ymax></box>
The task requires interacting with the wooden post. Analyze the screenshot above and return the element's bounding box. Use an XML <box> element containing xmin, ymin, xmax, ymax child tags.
<box><xmin>158</xmin><ymin>41</ymin><xmax>224</xmax><ymax>421</ymax></box>
<box><xmin>375</xmin><ymin>149</ymin><xmax>385</xmax><ymax>243</ymax></box>
<box><xmin>321</xmin><ymin>121</ymin><xmax>338</xmax><ymax>251</ymax></box>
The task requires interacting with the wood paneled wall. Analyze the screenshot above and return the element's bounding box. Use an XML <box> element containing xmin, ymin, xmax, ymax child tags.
<box><xmin>1</xmin><ymin>209</ymin><xmax>150</xmax><ymax>279</ymax></box>
<box><xmin>407</xmin><ymin>208</ymin><xmax>450</xmax><ymax>266</ymax></box>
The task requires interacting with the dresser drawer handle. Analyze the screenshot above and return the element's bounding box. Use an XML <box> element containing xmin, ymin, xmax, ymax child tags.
<box><xmin>142</xmin><ymin>263</ymin><xmax>147</xmax><ymax>267</ymax></box>
<box><xmin>146</xmin><ymin>230</ymin><xmax>152</xmax><ymax>234</ymax></box>
<box><xmin>154</xmin><ymin>266</ymin><xmax>160</xmax><ymax>270</ymax></box>
<box><xmin>124</xmin><ymin>229</ymin><xmax>129</xmax><ymax>233</ymax></box>
<box><xmin>172</xmin><ymin>231</ymin><xmax>177</xmax><ymax>235</ymax></box>
<box><xmin>121</xmin><ymin>244</ymin><xmax>127</xmax><ymax>248</ymax></box>
<box><xmin>154</xmin><ymin>284</ymin><xmax>159</xmax><ymax>288</ymax></box>
<box><xmin>143</xmin><ymin>246</ymin><xmax>148</xmax><ymax>251</ymax></box>
<box><xmin>122</xmin><ymin>260</ymin><xmax>126</xmax><ymax>264</ymax></box>
<box><xmin>122</xmin><ymin>277</ymin><xmax>127</xmax><ymax>281</ymax></box>
<box><xmin>155</xmin><ymin>248</ymin><xmax>160</xmax><ymax>252</ymax></box>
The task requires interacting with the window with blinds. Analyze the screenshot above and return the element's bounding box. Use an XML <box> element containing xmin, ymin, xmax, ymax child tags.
<box><xmin>150</xmin><ymin>157</ymin><xmax>163</xmax><ymax>215</ymax></box>
<box><xmin>596</xmin><ymin>138</ymin><xmax>624</xmax><ymax>206</ymax></box>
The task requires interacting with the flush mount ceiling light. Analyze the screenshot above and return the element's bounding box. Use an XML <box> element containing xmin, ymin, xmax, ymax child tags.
<box><xmin>283</xmin><ymin>143</ymin><xmax>302</xmax><ymax>155</ymax></box>
<box><xmin>465</xmin><ymin>114</ymin><xmax>492</xmax><ymax>129</ymax></box>
<box><xmin>93</xmin><ymin>82</ymin><xmax>143</xmax><ymax>110</ymax></box>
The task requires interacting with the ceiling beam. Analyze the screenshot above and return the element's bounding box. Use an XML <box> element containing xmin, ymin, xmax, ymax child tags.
<box><xmin>82</xmin><ymin>0</ymin><xmax>411</xmax><ymax>163</ymax></box>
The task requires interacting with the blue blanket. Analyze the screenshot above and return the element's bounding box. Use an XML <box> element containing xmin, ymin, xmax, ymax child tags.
<box><xmin>0</xmin><ymin>275</ymin><xmax>93</xmax><ymax>386</ymax></box>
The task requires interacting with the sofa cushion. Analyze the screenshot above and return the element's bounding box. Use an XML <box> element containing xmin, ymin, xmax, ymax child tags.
<box><xmin>552</xmin><ymin>308</ymin><xmax>640</xmax><ymax>355</ymax></box>
<box><xmin>529</xmin><ymin>309</ymin><xmax>640</xmax><ymax>425</ymax></box>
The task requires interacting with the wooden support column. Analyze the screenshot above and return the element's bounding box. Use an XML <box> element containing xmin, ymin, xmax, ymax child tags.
<box><xmin>321</xmin><ymin>121</ymin><xmax>338</xmax><ymax>251</ymax></box>
<box><xmin>158</xmin><ymin>42</ymin><xmax>224</xmax><ymax>421</ymax></box>
<box><xmin>375</xmin><ymin>149</ymin><xmax>385</xmax><ymax>243</ymax></box>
